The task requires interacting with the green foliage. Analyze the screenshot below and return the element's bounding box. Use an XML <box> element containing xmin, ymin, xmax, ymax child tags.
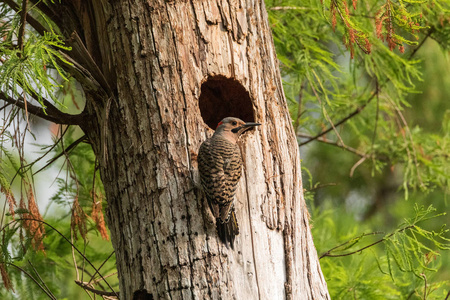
<box><xmin>0</xmin><ymin>0</ymin><xmax>449</xmax><ymax>298</ymax></box>
<box><xmin>268</xmin><ymin>0</ymin><xmax>450</xmax><ymax>195</ymax></box>
<box><xmin>268</xmin><ymin>0</ymin><xmax>450</xmax><ymax>298</ymax></box>
<box><xmin>0</xmin><ymin>1</ymin><xmax>113</xmax><ymax>296</ymax></box>
<box><xmin>313</xmin><ymin>203</ymin><xmax>449</xmax><ymax>299</ymax></box>
<box><xmin>0</xmin><ymin>146</ymin><xmax>17</xmax><ymax>196</ymax></box>
<box><xmin>0</xmin><ymin>3</ymin><xmax>71</xmax><ymax>107</ymax></box>
<box><xmin>0</xmin><ymin>218</ymin><xmax>116</xmax><ymax>300</ymax></box>
<box><xmin>0</xmin><ymin>127</ymin><xmax>116</xmax><ymax>299</ymax></box>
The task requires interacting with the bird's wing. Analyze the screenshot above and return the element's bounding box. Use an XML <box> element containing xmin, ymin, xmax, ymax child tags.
<box><xmin>198</xmin><ymin>137</ymin><xmax>242</xmax><ymax>222</ymax></box>
<box><xmin>198</xmin><ymin>138</ymin><xmax>222</xmax><ymax>218</ymax></box>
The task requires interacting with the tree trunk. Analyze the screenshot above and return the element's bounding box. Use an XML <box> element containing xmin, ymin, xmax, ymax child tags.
<box><xmin>63</xmin><ymin>0</ymin><xmax>330</xmax><ymax>299</ymax></box>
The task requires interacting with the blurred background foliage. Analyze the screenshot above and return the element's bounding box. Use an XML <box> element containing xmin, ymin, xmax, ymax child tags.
<box><xmin>0</xmin><ymin>0</ymin><xmax>449</xmax><ymax>299</ymax></box>
<box><xmin>267</xmin><ymin>0</ymin><xmax>450</xmax><ymax>298</ymax></box>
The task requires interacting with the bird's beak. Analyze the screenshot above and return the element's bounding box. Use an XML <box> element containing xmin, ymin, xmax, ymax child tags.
<box><xmin>232</xmin><ymin>122</ymin><xmax>261</xmax><ymax>133</ymax></box>
<box><xmin>243</xmin><ymin>122</ymin><xmax>261</xmax><ymax>128</ymax></box>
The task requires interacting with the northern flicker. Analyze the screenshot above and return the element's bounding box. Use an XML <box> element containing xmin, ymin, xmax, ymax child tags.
<box><xmin>198</xmin><ymin>117</ymin><xmax>261</xmax><ymax>248</ymax></box>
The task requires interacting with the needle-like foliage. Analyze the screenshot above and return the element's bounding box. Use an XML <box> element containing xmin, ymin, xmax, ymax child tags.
<box><xmin>268</xmin><ymin>0</ymin><xmax>450</xmax><ymax>298</ymax></box>
<box><xmin>0</xmin><ymin>0</ymin><xmax>449</xmax><ymax>298</ymax></box>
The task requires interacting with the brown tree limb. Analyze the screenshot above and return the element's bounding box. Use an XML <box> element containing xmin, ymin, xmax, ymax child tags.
<box><xmin>299</xmin><ymin>90</ymin><xmax>377</xmax><ymax>147</ymax></box>
<box><xmin>1</xmin><ymin>218</ymin><xmax>119</xmax><ymax>298</ymax></box>
<box><xmin>308</xmin><ymin>79</ymin><xmax>346</xmax><ymax>147</ymax></box>
<box><xmin>293</xmin><ymin>80</ymin><xmax>306</xmax><ymax>131</ymax></box>
<box><xmin>87</xmin><ymin>251</ymin><xmax>115</xmax><ymax>285</ymax></box>
<box><xmin>58</xmin><ymin>50</ymin><xmax>110</xmax><ymax>99</ymax></box>
<box><xmin>75</xmin><ymin>281</ymin><xmax>119</xmax><ymax>297</ymax></box>
<box><xmin>92</xmin><ymin>271</ymin><xmax>118</xmax><ymax>285</ymax></box>
<box><xmin>2</xmin><ymin>0</ymin><xmax>111</xmax><ymax>101</ymax></box>
<box><xmin>370</xmin><ymin>80</ymin><xmax>380</xmax><ymax>155</ymax></box>
<box><xmin>297</xmin><ymin>132</ymin><xmax>368</xmax><ymax>158</ymax></box>
<box><xmin>300</xmin><ymin>26</ymin><xmax>429</xmax><ymax>149</ymax></box>
<box><xmin>9</xmin><ymin>125</ymin><xmax>69</xmax><ymax>185</ymax></box>
<box><xmin>27</xmin><ymin>260</ymin><xmax>56</xmax><ymax>299</ymax></box>
<box><xmin>1</xmin><ymin>1</ymin><xmax>106</xmax><ymax>120</ymax></box>
<box><xmin>421</xmin><ymin>274</ymin><xmax>427</xmax><ymax>300</ymax></box>
<box><xmin>27</xmin><ymin>88</ymin><xmax>87</xmax><ymax>123</ymax></box>
<box><xmin>386</xmin><ymin>97</ymin><xmax>424</xmax><ymax>188</ymax></box>
<box><xmin>0</xmin><ymin>91</ymin><xmax>86</xmax><ymax>125</ymax></box>
<box><xmin>75</xmin><ymin>266</ymin><xmax>109</xmax><ymax>292</ymax></box>
<box><xmin>2</xmin><ymin>0</ymin><xmax>48</xmax><ymax>36</ymax></box>
<box><xmin>306</xmin><ymin>182</ymin><xmax>338</xmax><ymax>192</ymax></box>
<box><xmin>349</xmin><ymin>156</ymin><xmax>367</xmax><ymax>177</ymax></box>
<box><xmin>320</xmin><ymin>232</ymin><xmax>385</xmax><ymax>259</ymax></box>
<box><xmin>269</xmin><ymin>6</ymin><xmax>311</xmax><ymax>11</ymax></box>
<box><xmin>409</xmin><ymin>28</ymin><xmax>435</xmax><ymax>60</ymax></box>
<box><xmin>320</xmin><ymin>225</ymin><xmax>414</xmax><ymax>259</ymax></box>
<box><xmin>406</xmin><ymin>290</ymin><xmax>415</xmax><ymax>300</ymax></box>
<box><xmin>8</xmin><ymin>263</ymin><xmax>57</xmax><ymax>300</ymax></box>
<box><xmin>27</xmin><ymin>1</ymin><xmax>113</xmax><ymax>97</ymax></box>
<box><xmin>28</xmin><ymin>0</ymin><xmax>63</xmax><ymax>30</ymax></box>
<box><xmin>33</xmin><ymin>134</ymin><xmax>88</xmax><ymax>175</ymax></box>
<box><xmin>65</xmin><ymin>31</ymin><xmax>113</xmax><ymax>97</ymax></box>
<box><xmin>17</xmin><ymin>0</ymin><xmax>28</xmax><ymax>53</ymax></box>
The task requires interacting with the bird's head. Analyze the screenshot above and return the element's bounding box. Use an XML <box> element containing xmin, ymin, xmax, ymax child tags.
<box><xmin>215</xmin><ymin>117</ymin><xmax>261</xmax><ymax>142</ymax></box>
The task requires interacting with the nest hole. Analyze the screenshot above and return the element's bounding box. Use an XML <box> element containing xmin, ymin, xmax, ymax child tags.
<box><xmin>133</xmin><ymin>289</ymin><xmax>153</xmax><ymax>300</ymax></box>
<box><xmin>199</xmin><ymin>76</ymin><xmax>255</xmax><ymax>129</ymax></box>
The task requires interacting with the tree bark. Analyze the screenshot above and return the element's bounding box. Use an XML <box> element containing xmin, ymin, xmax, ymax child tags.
<box><xmin>42</xmin><ymin>0</ymin><xmax>330</xmax><ymax>299</ymax></box>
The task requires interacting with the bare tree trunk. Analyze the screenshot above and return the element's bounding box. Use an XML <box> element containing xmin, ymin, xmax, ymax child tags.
<box><xmin>47</xmin><ymin>0</ymin><xmax>330</xmax><ymax>299</ymax></box>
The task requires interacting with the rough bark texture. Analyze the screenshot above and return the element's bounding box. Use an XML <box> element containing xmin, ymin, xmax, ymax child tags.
<box><xmin>53</xmin><ymin>0</ymin><xmax>330</xmax><ymax>299</ymax></box>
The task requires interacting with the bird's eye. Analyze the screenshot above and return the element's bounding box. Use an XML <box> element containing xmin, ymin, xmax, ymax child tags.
<box><xmin>232</xmin><ymin>121</ymin><xmax>237</xmax><ymax>126</ymax></box>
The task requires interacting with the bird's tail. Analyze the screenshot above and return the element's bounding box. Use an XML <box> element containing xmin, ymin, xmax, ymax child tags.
<box><xmin>216</xmin><ymin>208</ymin><xmax>239</xmax><ymax>249</ymax></box>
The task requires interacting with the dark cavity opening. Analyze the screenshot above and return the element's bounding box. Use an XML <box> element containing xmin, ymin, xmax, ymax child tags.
<box><xmin>133</xmin><ymin>289</ymin><xmax>153</xmax><ymax>300</ymax></box>
<box><xmin>199</xmin><ymin>76</ymin><xmax>255</xmax><ymax>129</ymax></box>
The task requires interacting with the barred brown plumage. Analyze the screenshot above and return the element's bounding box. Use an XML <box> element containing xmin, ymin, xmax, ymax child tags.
<box><xmin>198</xmin><ymin>117</ymin><xmax>260</xmax><ymax>248</ymax></box>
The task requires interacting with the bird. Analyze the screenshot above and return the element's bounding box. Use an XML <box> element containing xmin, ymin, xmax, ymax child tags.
<box><xmin>197</xmin><ymin>117</ymin><xmax>261</xmax><ymax>248</ymax></box>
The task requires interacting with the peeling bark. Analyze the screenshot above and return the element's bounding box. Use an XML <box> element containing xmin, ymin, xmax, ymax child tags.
<box><xmin>58</xmin><ymin>0</ymin><xmax>331</xmax><ymax>299</ymax></box>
